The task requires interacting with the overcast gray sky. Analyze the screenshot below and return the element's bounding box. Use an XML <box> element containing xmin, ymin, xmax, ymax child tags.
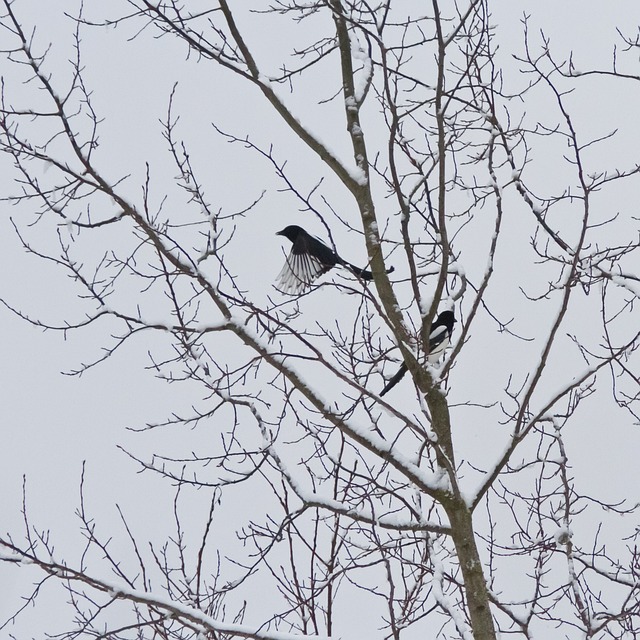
<box><xmin>1</xmin><ymin>2</ymin><xmax>640</xmax><ymax>638</ymax></box>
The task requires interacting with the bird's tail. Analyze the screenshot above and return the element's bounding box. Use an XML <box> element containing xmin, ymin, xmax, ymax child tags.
<box><xmin>344</xmin><ymin>262</ymin><xmax>395</xmax><ymax>281</ymax></box>
<box><xmin>380</xmin><ymin>362</ymin><xmax>407</xmax><ymax>396</ymax></box>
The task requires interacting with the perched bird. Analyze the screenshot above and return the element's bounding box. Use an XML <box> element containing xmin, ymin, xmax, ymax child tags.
<box><xmin>276</xmin><ymin>225</ymin><xmax>393</xmax><ymax>294</ymax></box>
<box><xmin>380</xmin><ymin>310</ymin><xmax>456</xmax><ymax>396</ymax></box>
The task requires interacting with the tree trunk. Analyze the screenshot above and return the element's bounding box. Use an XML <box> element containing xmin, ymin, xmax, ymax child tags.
<box><xmin>445</xmin><ymin>501</ymin><xmax>497</xmax><ymax>640</ymax></box>
<box><xmin>426</xmin><ymin>386</ymin><xmax>496</xmax><ymax>640</ymax></box>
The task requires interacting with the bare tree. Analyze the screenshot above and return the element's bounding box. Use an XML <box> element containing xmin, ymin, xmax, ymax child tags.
<box><xmin>1</xmin><ymin>1</ymin><xmax>639</xmax><ymax>639</ymax></box>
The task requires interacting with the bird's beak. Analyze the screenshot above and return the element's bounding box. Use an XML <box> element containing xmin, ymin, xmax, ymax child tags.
<box><xmin>276</xmin><ymin>230</ymin><xmax>283</xmax><ymax>236</ymax></box>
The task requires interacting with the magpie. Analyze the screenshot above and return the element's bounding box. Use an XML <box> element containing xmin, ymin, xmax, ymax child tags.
<box><xmin>276</xmin><ymin>225</ymin><xmax>394</xmax><ymax>294</ymax></box>
<box><xmin>380</xmin><ymin>310</ymin><xmax>456</xmax><ymax>396</ymax></box>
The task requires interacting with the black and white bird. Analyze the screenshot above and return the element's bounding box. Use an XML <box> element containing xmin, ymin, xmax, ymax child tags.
<box><xmin>276</xmin><ymin>225</ymin><xmax>393</xmax><ymax>294</ymax></box>
<box><xmin>380</xmin><ymin>310</ymin><xmax>456</xmax><ymax>396</ymax></box>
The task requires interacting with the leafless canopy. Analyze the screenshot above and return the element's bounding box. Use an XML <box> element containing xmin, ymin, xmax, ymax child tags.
<box><xmin>1</xmin><ymin>1</ymin><xmax>639</xmax><ymax>639</ymax></box>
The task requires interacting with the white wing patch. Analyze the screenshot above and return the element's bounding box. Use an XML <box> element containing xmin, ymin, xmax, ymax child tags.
<box><xmin>427</xmin><ymin>325</ymin><xmax>451</xmax><ymax>363</ymax></box>
<box><xmin>276</xmin><ymin>251</ymin><xmax>329</xmax><ymax>294</ymax></box>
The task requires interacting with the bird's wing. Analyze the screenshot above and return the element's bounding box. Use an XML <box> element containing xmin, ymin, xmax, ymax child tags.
<box><xmin>427</xmin><ymin>323</ymin><xmax>451</xmax><ymax>363</ymax></box>
<box><xmin>276</xmin><ymin>234</ymin><xmax>333</xmax><ymax>293</ymax></box>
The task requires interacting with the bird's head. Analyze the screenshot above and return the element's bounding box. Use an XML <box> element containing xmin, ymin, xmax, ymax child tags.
<box><xmin>439</xmin><ymin>310</ymin><xmax>456</xmax><ymax>328</ymax></box>
<box><xmin>276</xmin><ymin>225</ymin><xmax>303</xmax><ymax>243</ymax></box>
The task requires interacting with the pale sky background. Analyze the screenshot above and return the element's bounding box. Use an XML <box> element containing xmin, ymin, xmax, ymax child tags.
<box><xmin>1</xmin><ymin>1</ymin><xmax>640</xmax><ymax>638</ymax></box>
